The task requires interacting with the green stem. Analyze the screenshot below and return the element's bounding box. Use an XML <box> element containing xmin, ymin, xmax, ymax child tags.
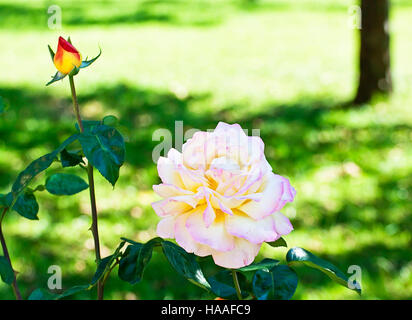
<box><xmin>87</xmin><ymin>163</ymin><xmax>104</xmax><ymax>300</ymax></box>
<box><xmin>232</xmin><ymin>270</ymin><xmax>242</xmax><ymax>300</ymax></box>
<box><xmin>69</xmin><ymin>75</ymin><xmax>104</xmax><ymax>300</ymax></box>
<box><xmin>69</xmin><ymin>76</ymin><xmax>84</xmax><ymax>133</ymax></box>
<box><xmin>101</xmin><ymin>259</ymin><xmax>119</xmax><ymax>289</ymax></box>
<box><xmin>0</xmin><ymin>208</ymin><xmax>22</xmax><ymax>300</ymax></box>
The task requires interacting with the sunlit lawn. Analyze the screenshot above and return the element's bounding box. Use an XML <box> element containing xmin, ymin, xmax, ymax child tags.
<box><xmin>0</xmin><ymin>0</ymin><xmax>411</xmax><ymax>299</ymax></box>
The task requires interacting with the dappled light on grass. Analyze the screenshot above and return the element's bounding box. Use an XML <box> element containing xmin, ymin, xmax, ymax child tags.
<box><xmin>0</xmin><ymin>0</ymin><xmax>412</xmax><ymax>299</ymax></box>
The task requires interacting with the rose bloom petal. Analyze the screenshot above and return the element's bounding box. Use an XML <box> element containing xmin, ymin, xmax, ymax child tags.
<box><xmin>151</xmin><ymin>196</ymin><xmax>194</xmax><ymax>217</ymax></box>
<box><xmin>225</xmin><ymin>211</ymin><xmax>279</xmax><ymax>244</ymax></box>
<box><xmin>273</xmin><ymin>211</ymin><xmax>294</xmax><ymax>236</ymax></box>
<box><xmin>211</xmin><ymin>238</ymin><xmax>261</xmax><ymax>269</ymax></box>
<box><xmin>174</xmin><ymin>213</ymin><xmax>213</xmax><ymax>257</ymax></box>
<box><xmin>152</xmin><ymin>122</ymin><xmax>296</xmax><ymax>268</ymax></box>
<box><xmin>186</xmin><ymin>207</ymin><xmax>235</xmax><ymax>252</ymax></box>
<box><xmin>153</xmin><ymin>184</ymin><xmax>194</xmax><ymax>198</ymax></box>
<box><xmin>239</xmin><ymin>173</ymin><xmax>296</xmax><ymax>220</ymax></box>
<box><xmin>53</xmin><ymin>37</ymin><xmax>82</xmax><ymax>74</ymax></box>
<box><xmin>157</xmin><ymin>216</ymin><xmax>176</xmax><ymax>238</ymax></box>
<box><xmin>157</xmin><ymin>156</ymin><xmax>182</xmax><ymax>186</ymax></box>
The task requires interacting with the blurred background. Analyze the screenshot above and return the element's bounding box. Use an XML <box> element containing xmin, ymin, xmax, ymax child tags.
<box><xmin>0</xmin><ymin>0</ymin><xmax>411</xmax><ymax>299</ymax></box>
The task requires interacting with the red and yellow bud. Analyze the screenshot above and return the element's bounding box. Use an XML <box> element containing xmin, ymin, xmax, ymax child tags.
<box><xmin>53</xmin><ymin>36</ymin><xmax>82</xmax><ymax>75</ymax></box>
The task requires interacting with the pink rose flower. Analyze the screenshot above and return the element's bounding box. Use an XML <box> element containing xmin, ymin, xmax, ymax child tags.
<box><xmin>152</xmin><ymin>122</ymin><xmax>296</xmax><ymax>269</ymax></box>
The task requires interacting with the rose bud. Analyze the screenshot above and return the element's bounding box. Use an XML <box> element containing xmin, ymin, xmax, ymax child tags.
<box><xmin>53</xmin><ymin>36</ymin><xmax>82</xmax><ymax>75</ymax></box>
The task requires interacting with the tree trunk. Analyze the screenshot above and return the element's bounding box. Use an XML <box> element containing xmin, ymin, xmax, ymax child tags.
<box><xmin>354</xmin><ymin>0</ymin><xmax>392</xmax><ymax>104</ymax></box>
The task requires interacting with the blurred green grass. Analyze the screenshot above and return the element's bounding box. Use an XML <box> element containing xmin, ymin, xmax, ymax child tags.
<box><xmin>0</xmin><ymin>0</ymin><xmax>411</xmax><ymax>299</ymax></box>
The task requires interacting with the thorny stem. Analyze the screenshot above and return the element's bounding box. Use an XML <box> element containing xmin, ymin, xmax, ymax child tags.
<box><xmin>0</xmin><ymin>208</ymin><xmax>22</xmax><ymax>300</ymax></box>
<box><xmin>69</xmin><ymin>75</ymin><xmax>104</xmax><ymax>300</ymax></box>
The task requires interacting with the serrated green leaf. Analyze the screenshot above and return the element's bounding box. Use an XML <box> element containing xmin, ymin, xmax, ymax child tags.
<box><xmin>271</xmin><ymin>265</ymin><xmax>298</xmax><ymax>300</ymax></box>
<box><xmin>252</xmin><ymin>265</ymin><xmax>298</xmax><ymax>300</ymax></box>
<box><xmin>11</xmin><ymin>134</ymin><xmax>79</xmax><ymax>200</ymax></box>
<box><xmin>120</xmin><ymin>237</ymin><xmax>141</xmax><ymax>246</ymax></box>
<box><xmin>208</xmin><ymin>270</ymin><xmax>248</xmax><ymax>299</ymax></box>
<box><xmin>57</xmin><ymin>285</ymin><xmax>89</xmax><ymax>299</ymax></box>
<box><xmin>78</xmin><ymin>124</ymin><xmax>125</xmax><ymax>186</ymax></box>
<box><xmin>161</xmin><ymin>241</ymin><xmax>211</xmax><ymax>291</ymax></box>
<box><xmin>75</xmin><ymin>120</ymin><xmax>102</xmax><ymax>133</ymax></box>
<box><xmin>7</xmin><ymin>134</ymin><xmax>78</xmax><ymax>215</ymax></box>
<box><xmin>33</xmin><ymin>185</ymin><xmax>45</xmax><ymax>192</ymax></box>
<box><xmin>286</xmin><ymin>247</ymin><xmax>361</xmax><ymax>294</ymax></box>
<box><xmin>6</xmin><ymin>191</ymin><xmax>39</xmax><ymax>220</ymax></box>
<box><xmin>118</xmin><ymin>243</ymin><xmax>143</xmax><ymax>284</ymax></box>
<box><xmin>102</xmin><ymin>115</ymin><xmax>118</xmax><ymax>127</ymax></box>
<box><xmin>60</xmin><ymin>149</ymin><xmax>84</xmax><ymax>168</ymax></box>
<box><xmin>28</xmin><ymin>288</ymin><xmax>55</xmax><ymax>300</ymax></box>
<box><xmin>91</xmin><ymin>241</ymin><xmax>125</xmax><ymax>286</ymax></box>
<box><xmin>12</xmin><ymin>153</ymin><xmax>58</xmax><ymax>194</ymax></box>
<box><xmin>237</xmin><ymin>258</ymin><xmax>280</xmax><ymax>273</ymax></box>
<box><xmin>28</xmin><ymin>285</ymin><xmax>89</xmax><ymax>300</ymax></box>
<box><xmin>118</xmin><ymin>238</ymin><xmax>161</xmax><ymax>285</ymax></box>
<box><xmin>0</xmin><ymin>256</ymin><xmax>14</xmax><ymax>285</ymax></box>
<box><xmin>267</xmin><ymin>237</ymin><xmax>287</xmax><ymax>248</ymax></box>
<box><xmin>91</xmin><ymin>255</ymin><xmax>113</xmax><ymax>286</ymax></box>
<box><xmin>252</xmin><ymin>269</ymin><xmax>273</xmax><ymax>300</ymax></box>
<box><xmin>45</xmin><ymin>173</ymin><xmax>88</xmax><ymax>196</ymax></box>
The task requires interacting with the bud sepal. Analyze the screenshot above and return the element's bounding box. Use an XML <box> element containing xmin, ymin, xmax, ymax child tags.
<box><xmin>46</xmin><ymin>36</ymin><xmax>101</xmax><ymax>86</ymax></box>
